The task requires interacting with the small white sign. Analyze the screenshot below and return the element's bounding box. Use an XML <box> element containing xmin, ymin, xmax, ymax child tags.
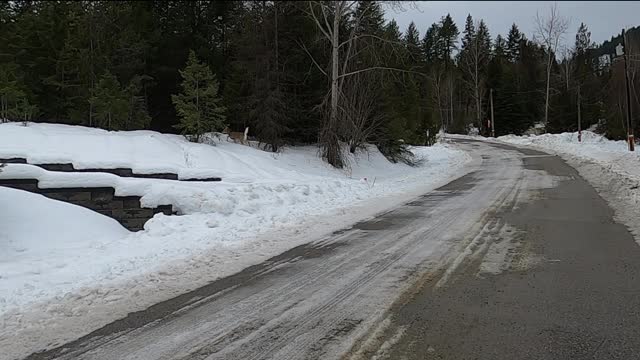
<box><xmin>616</xmin><ymin>43</ymin><xmax>624</xmax><ymax>56</ymax></box>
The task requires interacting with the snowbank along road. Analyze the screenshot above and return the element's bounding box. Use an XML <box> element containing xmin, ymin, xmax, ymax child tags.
<box><xmin>23</xmin><ymin>140</ymin><xmax>640</xmax><ymax>360</ymax></box>
<box><xmin>0</xmin><ymin>122</ymin><xmax>469</xmax><ymax>347</ymax></box>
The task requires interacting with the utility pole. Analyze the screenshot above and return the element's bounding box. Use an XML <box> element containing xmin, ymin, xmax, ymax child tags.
<box><xmin>577</xmin><ymin>85</ymin><xmax>582</xmax><ymax>142</ymax></box>
<box><xmin>490</xmin><ymin>88</ymin><xmax>495</xmax><ymax>137</ymax></box>
<box><xmin>622</xmin><ymin>28</ymin><xmax>635</xmax><ymax>151</ymax></box>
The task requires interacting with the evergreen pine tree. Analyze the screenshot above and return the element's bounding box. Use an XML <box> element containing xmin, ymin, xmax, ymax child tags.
<box><xmin>14</xmin><ymin>98</ymin><xmax>39</xmax><ymax>123</ymax></box>
<box><xmin>437</xmin><ymin>14</ymin><xmax>459</xmax><ymax>63</ymax></box>
<box><xmin>404</xmin><ymin>22</ymin><xmax>421</xmax><ymax>64</ymax></box>
<box><xmin>172</xmin><ymin>50</ymin><xmax>226</xmax><ymax>142</ymax></box>
<box><xmin>355</xmin><ymin>1</ymin><xmax>385</xmax><ymax>36</ymax></box>
<box><xmin>124</xmin><ymin>75</ymin><xmax>152</xmax><ymax>130</ymax></box>
<box><xmin>89</xmin><ymin>71</ymin><xmax>129</xmax><ymax>130</ymax></box>
<box><xmin>477</xmin><ymin>21</ymin><xmax>492</xmax><ymax>54</ymax></box>
<box><xmin>494</xmin><ymin>35</ymin><xmax>506</xmax><ymax>58</ymax></box>
<box><xmin>421</xmin><ymin>24</ymin><xmax>440</xmax><ymax>63</ymax></box>
<box><xmin>506</xmin><ymin>23</ymin><xmax>523</xmax><ymax>62</ymax></box>
<box><xmin>461</xmin><ymin>14</ymin><xmax>475</xmax><ymax>51</ymax></box>
<box><xmin>0</xmin><ymin>63</ymin><xmax>24</xmax><ymax>121</ymax></box>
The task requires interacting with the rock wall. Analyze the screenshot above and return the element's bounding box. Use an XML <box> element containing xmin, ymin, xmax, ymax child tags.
<box><xmin>0</xmin><ymin>179</ymin><xmax>173</xmax><ymax>231</ymax></box>
<box><xmin>0</xmin><ymin>158</ymin><xmax>221</xmax><ymax>181</ymax></box>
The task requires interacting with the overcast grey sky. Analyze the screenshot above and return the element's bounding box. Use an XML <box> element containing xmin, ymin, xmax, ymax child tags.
<box><xmin>386</xmin><ymin>1</ymin><xmax>640</xmax><ymax>48</ymax></box>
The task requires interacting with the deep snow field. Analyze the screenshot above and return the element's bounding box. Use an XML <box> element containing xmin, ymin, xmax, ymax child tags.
<box><xmin>0</xmin><ymin>122</ymin><xmax>472</xmax><ymax>357</ymax></box>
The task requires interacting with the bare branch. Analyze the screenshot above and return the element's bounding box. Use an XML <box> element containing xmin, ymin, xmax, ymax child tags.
<box><xmin>344</xmin><ymin>0</ymin><xmax>359</xmax><ymax>12</ymax></box>
<box><xmin>339</xmin><ymin>72</ymin><xmax>385</xmax><ymax>152</ymax></box>
<box><xmin>320</xmin><ymin>2</ymin><xmax>335</xmax><ymax>39</ymax></box>
<box><xmin>338</xmin><ymin>66</ymin><xmax>427</xmax><ymax>80</ymax></box>
<box><xmin>297</xmin><ymin>39</ymin><xmax>328</xmax><ymax>77</ymax></box>
<box><xmin>535</xmin><ymin>3</ymin><xmax>570</xmax><ymax>126</ymax></box>
<box><xmin>339</xmin><ymin>0</ymin><xmax>369</xmax><ymax>91</ymax></box>
<box><xmin>338</xmin><ymin>34</ymin><xmax>406</xmax><ymax>49</ymax></box>
<box><xmin>307</xmin><ymin>1</ymin><xmax>332</xmax><ymax>41</ymax></box>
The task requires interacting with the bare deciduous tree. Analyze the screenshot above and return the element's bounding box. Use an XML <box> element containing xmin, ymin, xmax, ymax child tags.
<box><xmin>560</xmin><ymin>47</ymin><xmax>574</xmax><ymax>91</ymax></box>
<box><xmin>460</xmin><ymin>21</ymin><xmax>490</xmax><ymax>129</ymax></box>
<box><xmin>303</xmin><ymin>1</ymin><xmax>409</xmax><ymax>168</ymax></box>
<box><xmin>429</xmin><ymin>65</ymin><xmax>448</xmax><ymax>133</ymax></box>
<box><xmin>535</xmin><ymin>3</ymin><xmax>569</xmax><ymax>128</ymax></box>
<box><xmin>304</xmin><ymin>1</ymin><xmax>370</xmax><ymax>167</ymax></box>
<box><xmin>340</xmin><ymin>72</ymin><xmax>385</xmax><ymax>153</ymax></box>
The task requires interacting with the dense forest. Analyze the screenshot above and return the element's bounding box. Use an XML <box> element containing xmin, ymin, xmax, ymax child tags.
<box><xmin>1</xmin><ymin>1</ymin><xmax>639</xmax><ymax>167</ymax></box>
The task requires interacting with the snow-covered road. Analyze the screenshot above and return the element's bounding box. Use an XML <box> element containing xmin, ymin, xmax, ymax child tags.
<box><xmin>22</xmin><ymin>140</ymin><xmax>564</xmax><ymax>360</ymax></box>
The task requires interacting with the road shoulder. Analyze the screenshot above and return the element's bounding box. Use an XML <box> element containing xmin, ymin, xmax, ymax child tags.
<box><xmin>349</xmin><ymin>141</ymin><xmax>640</xmax><ymax>360</ymax></box>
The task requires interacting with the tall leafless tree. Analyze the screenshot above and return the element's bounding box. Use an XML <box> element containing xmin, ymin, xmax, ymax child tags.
<box><xmin>429</xmin><ymin>65</ymin><xmax>448</xmax><ymax>133</ymax></box>
<box><xmin>560</xmin><ymin>47</ymin><xmax>574</xmax><ymax>91</ymax></box>
<box><xmin>535</xmin><ymin>3</ymin><xmax>569</xmax><ymax>128</ymax></box>
<box><xmin>460</xmin><ymin>21</ymin><xmax>490</xmax><ymax>129</ymax></box>
<box><xmin>303</xmin><ymin>1</ymin><xmax>408</xmax><ymax>168</ymax></box>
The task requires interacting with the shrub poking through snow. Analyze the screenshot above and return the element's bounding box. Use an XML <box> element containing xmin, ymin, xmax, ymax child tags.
<box><xmin>377</xmin><ymin>139</ymin><xmax>419</xmax><ymax>166</ymax></box>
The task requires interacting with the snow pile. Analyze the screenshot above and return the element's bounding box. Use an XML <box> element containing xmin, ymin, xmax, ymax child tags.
<box><xmin>1</xmin><ymin>145</ymin><xmax>466</xmax><ymax>217</ymax></box>
<box><xmin>499</xmin><ymin>130</ymin><xmax>630</xmax><ymax>155</ymax></box>
<box><xmin>0</xmin><ymin>122</ymin><xmax>471</xmax><ymax>355</ymax></box>
<box><xmin>498</xmin><ymin>131</ymin><xmax>640</xmax><ymax>181</ymax></box>
<box><xmin>0</xmin><ymin>122</ymin><xmax>219</xmax><ymax>178</ymax></box>
<box><xmin>0</xmin><ymin>187</ymin><xmax>130</xmax><ymax>306</ymax></box>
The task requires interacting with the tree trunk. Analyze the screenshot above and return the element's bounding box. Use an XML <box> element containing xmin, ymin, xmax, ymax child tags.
<box><xmin>544</xmin><ymin>49</ymin><xmax>552</xmax><ymax>129</ymax></box>
<box><xmin>196</xmin><ymin>78</ymin><xmax>200</xmax><ymax>142</ymax></box>
<box><xmin>275</xmin><ymin>1</ymin><xmax>279</xmax><ymax>85</ymax></box>
<box><xmin>475</xmin><ymin>58</ymin><xmax>480</xmax><ymax>128</ymax></box>
<box><xmin>331</xmin><ymin>18</ymin><xmax>338</xmax><ymax>131</ymax></box>
<box><xmin>433</xmin><ymin>71</ymin><xmax>445</xmax><ymax>132</ymax></box>
<box><xmin>564</xmin><ymin>60</ymin><xmax>570</xmax><ymax>90</ymax></box>
<box><xmin>449</xmin><ymin>77</ymin><xmax>454</xmax><ymax>130</ymax></box>
<box><xmin>89</xmin><ymin>10</ymin><xmax>95</xmax><ymax>127</ymax></box>
<box><xmin>325</xmin><ymin>0</ymin><xmax>342</xmax><ymax>168</ymax></box>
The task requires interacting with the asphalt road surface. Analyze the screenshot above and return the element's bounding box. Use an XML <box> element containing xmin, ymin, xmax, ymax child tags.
<box><xmin>25</xmin><ymin>140</ymin><xmax>640</xmax><ymax>360</ymax></box>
